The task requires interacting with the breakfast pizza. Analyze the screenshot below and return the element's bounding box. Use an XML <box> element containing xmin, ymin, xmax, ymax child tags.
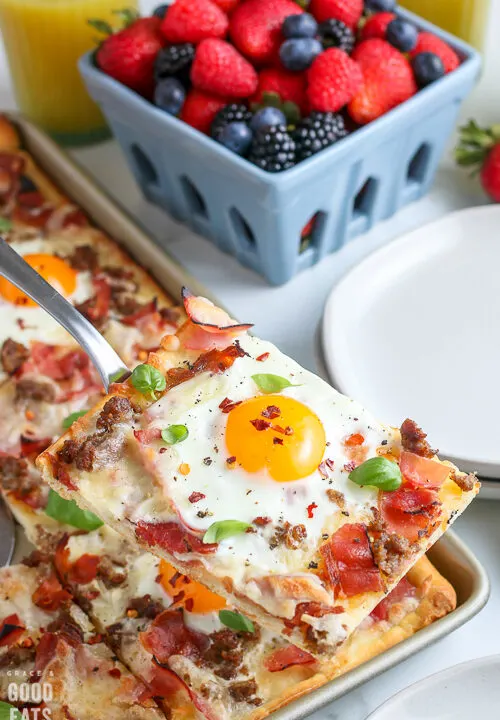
<box><xmin>0</xmin><ymin>562</ymin><xmax>167</xmax><ymax>720</ymax></box>
<box><xmin>37</xmin><ymin>290</ymin><xmax>479</xmax><ymax>659</ymax></box>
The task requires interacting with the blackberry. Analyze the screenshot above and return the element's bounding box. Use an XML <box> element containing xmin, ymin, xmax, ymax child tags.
<box><xmin>248</xmin><ymin>125</ymin><xmax>296</xmax><ymax>173</ymax></box>
<box><xmin>154</xmin><ymin>44</ymin><xmax>195</xmax><ymax>86</ymax></box>
<box><xmin>293</xmin><ymin>112</ymin><xmax>347</xmax><ymax>162</ymax></box>
<box><xmin>211</xmin><ymin>103</ymin><xmax>253</xmax><ymax>140</ymax></box>
<box><xmin>318</xmin><ymin>19</ymin><xmax>355</xmax><ymax>54</ymax></box>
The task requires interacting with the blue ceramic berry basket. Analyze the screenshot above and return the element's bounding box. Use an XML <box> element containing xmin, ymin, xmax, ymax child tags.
<box><xmin>79</xmin><ymin>8</ymin><xmax>481</xmax><ymax>286</ymax></box>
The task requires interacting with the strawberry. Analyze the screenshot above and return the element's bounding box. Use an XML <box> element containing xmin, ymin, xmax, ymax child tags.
<box><xmin>212</xmin><ymin>0</ymin><xmax>240</xmax><ymax>13</ymax></box>
<box><xmin>309</xmin><ymin>0</ymin><xmax>363</xmax><ymax>30</ymax></box>
<box><xmin>96</xmin><ymin>17</ymin><xmax>165</xmax><ymax>97</ymax></box>
<box><xmin>229</xmin><ymin>0</ymin><xmax>303</xmax><ymax>65</ymax></box>
<box><xmin>456</xmin><ymin>121</ymin><xmax>500</xmax><ymax>202</ymax></box>
<box><xmin>348</xmin><ymin>40</ymin><xmax>416</xmax><ymax>124</ymax></box>
<box><xmin>410</xmin><ymin>32</ymin><xmax>460</xmax><ymax>74</ymax></box>
<box><xmin>161</xmin><ymin>0</ymin><xmax>229</xmax><ymax>44</ymax></box>
<box><xmin>251</xmin><ymin>68</ymin><xmax>308</xmax><ymax>114</ymax></box>
<box><xmin>307</xmin><ymin>48</ymin><xmax>362</xmax><ymax>113</ymax></box>
<box><xmin>191</xmin><ymin>39</ymin><xmax>258</xmax><ymax>98</ymax></box>
<box><xmin>181</xmin><ymin>89</ymin><xmax>233</xmax><ymax>133</ymax></box>
<box><xmin>360</xmin><ymin>12</ymin><xmax>396</xmax><ymax>40</ymax></box>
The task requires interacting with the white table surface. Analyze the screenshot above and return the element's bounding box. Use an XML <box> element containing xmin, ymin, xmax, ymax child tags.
<box><xmin>1</xmin><ymin>2</ymin><xmax>500</xmax><ymax>717</ymax></box>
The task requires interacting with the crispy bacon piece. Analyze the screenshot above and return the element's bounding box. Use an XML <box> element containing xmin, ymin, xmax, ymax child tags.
<box><xmin>76</xmin><ymin>277</ymin><xmax>111</xmax><ymax>328</ymax></box>
<box><xmin>264</xmin><ymin>645</ymin><xmax>315</xmax><ymax>672</ymax></box>
<box><xmin>320</xmin><ymin>523</ymin><xmax>383</xmax><ymax>597</ymax></box>
<box><xmin>188</xmin><ymin>492</ymin><xmax>205</xmax><ymax>503</ymax></box>
<box><xmin>68</xmin><ymin>554</ymin><xmax>100</xmax><ymax>585</ymax></box>
<box><xmin>135</xmin><ymin>521</ymin><xmax>218</xmax><ymax>555</ymax></box>
<box><xmin>179</xmin><ymin>288</ymin><xmax>252</xmax><ymax>350</ymax></box>
<box><xmin>13</xmin><ymin>191</ymin><xmax>53</xmax><ymax>228</ymax></box>
<box><xmin>370</xmin><ymin>577</ymin><xmax>417</xmax><ymax>621</ymax></box>
<box><xmin>162</xmin><ymin>343</ymin><xmax>247</xmax><ymax>394</ymax></box>
<box><xmin>32</xmin><ymin>573</ymin><xmax>72</xmax><ymax>611</ymax></box>
<box><xmin>284</xmin><ymin>601</ymin><xmax>344</xmax><ymax>630</ymax></box>
<box><xmin>120</xmin><ymin>298</ymin><xmax>158</xmax><ymax>326</ymax></box>
<box><xmin>34</xmin><ymin>632</ymin><xmax>59</xmax><ymax>674</ymax></box>
<box><xmin>400</xmin><ymin>451</ymin><xmax>450</xmax><ymax>490</ymax></box>
<box><xmin>140</xmin><ymin>609</ymin><xmax>209</xmax><ymax>663</ymax></box>
<box><xmin>400</xmin><ymin>418</ymin><xmax>435</xmax><ymax>458</ymax></box>
<box><xmin>143</xmin><ymin>664</ymin><xmax>219</xmax><ymax>720</ymax></box>
<box><xmin>0</xmin><ymin>152</ymin><xmax>24</xmax><ymax>210</ymax></box>
<box><xmin>133</xmin><ymin>427</ymin><xmax>162</xmax><ymax>445</ymax></box>
<box><xmin>20</xmin><ymin>435</ymin><xmax>52</xmax><ymax>458</ymax></box>
<box><xmin>0</xmin><ymin>613</ymin><xmax>24</xmax><ymax>647</ymax></box>
<box><xmin>379</xmin><ymin>486</ymin><xmax>440</xmax><ymax>542</ymax></box>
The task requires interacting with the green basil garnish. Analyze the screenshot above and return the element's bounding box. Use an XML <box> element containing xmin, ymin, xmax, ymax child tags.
<box><xmin>131</xmin><ymin>364</ymin><xmax>166</xmax><ymax>400</ymax></box>
<box><xmin>161</xmin><ymin>425</ymin><xmax>189</xmax><ymax>445</ymax></box>
<box><xmin>219</xmin><ymin>609</ymin><xmax>254</xmax><ymax>633</ymax></box>
<box><xmin>349</xmin><ymin>457</ymin><xmax>402</xmax><ymax>492</ymax></box>
<box><xmin>62</xmin><ymin>410</ymin><xmax>88</xmax><ymax>429</ymax></box>
<box><xmin>0</xmin><ymin>702</ymin><xmax>22</xmax><ymax>720</ymax></box>
<box><xmin>252</xmin><ymin>374</ymin><xmax>298</xmax><ymax>394</ymax></box>
<box><xmin>45</xmin><ymin>489</ymin><xmax>103</xmax><ymax>531</ymax></box>
<box><xmin>0</xmin><ymin>217</ymin><xmax>12</xmax><ymax>233</ymax></box>
<box><xmin>203</xmin><ymin>520</ymin><xmax>251</xmax><ymax>544</ymax></box>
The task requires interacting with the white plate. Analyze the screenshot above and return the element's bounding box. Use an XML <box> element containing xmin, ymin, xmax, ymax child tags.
<box><xmin>365</xmin><ymin>655</ymin><xmax>500</xmax><ymax>720</ymax></box>
<box><xmin>322</xmin><ymin>206</ymin><xmax>500</xmax><ymax>480</ymax></box>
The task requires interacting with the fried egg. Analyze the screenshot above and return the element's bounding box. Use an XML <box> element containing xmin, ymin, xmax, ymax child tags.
<box><xmin>0</xmin><ymin>239</ymin><xmax>93</xmax><ymax>348</ymax></box>
<box><xmin>136</xmin><ymin>334</ymin><xmax>397</xmax><ymax>581</ymax></box>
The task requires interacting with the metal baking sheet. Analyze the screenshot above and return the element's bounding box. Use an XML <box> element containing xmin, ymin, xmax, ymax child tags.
<box><xmin>7</xmin><ymin>115</ymin><xmax>491</xmax><ymax>718</ymax></box>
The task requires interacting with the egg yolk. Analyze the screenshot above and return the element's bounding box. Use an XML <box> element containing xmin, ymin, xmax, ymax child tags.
<box><xmin>225</xmin><ymin>394</ymin><xmax>326</xmax><ymax>482</ymax></box>
<box><xmin>0</xmin><ymin>253</ymin><xmax>77</xmax><ymax>307</ymax></box>
<box><xmin>159</xmin><ymin>560</ymin><xmax>226</xmax><ymax>614</ymax></box>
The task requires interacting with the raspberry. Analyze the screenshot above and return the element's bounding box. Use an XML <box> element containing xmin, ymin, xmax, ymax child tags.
<box><xmin>251</xmin><ymin>68</ymin><xmax>308</xmax><ymax>114</ymax></box>
<box><xmin>309</xmin><ymin>0</ymin><xmax>363</xmax><ymax>30</ymax></box>
<box><xmin>180</xmin><ymin>89</ymin><xmax>232</xmax><ymax>133</ymax></box>
<box><xmin>318</xmin><ymin>19</ymin><xmax>355</xmax><ymax>53</ymax></box>
<box><xmin>307</xmin><ymin>47</ymin><xmax>363</xmax><ymax>113</ymax></box>
<box><xmin>230</xmin><ymin>0</ymin><xmax>303</xmax><ymax>65</ymax></box>
<box><xmin>191</xmin><ymin>39</ymin><xmax>258</xmax><ymax>98</ymax></box>
<box><xmin>211</xmin><ymin>103</ymin><xmax>253</xmax><ymax>139</ymax></box>
<box><xmin>249</xmin><ymin>124</ymin><xmax>296</xmax><ymax>172</ymax></box>
<box><xmin>410</xmin><ymin>32</ymin><xmax>460</xmax><ymax>74</ymax></box>
<box><xmin>293</xmin><ymin>112</ymin><xmax>347</xmax><ymax>161</ymax></box>
<box><xmin>160</xmin><ymin>0</ymin><xmax>229</xmax><ymax>44</ymax></box>
<box><xmin>360</xmin><ymin>12</ymin><xmax>395</xmax><ymax>41</ymax></box>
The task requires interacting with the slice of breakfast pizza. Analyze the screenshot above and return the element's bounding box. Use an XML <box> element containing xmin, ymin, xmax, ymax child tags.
<box><xmin>0</xmin><ymin>561</ymin><xmax>168</xmax><ymax>720</ymax></box>
<box><xmin>37</xmin><ymin>291</ymin><xmax>479</xmax><ymax>658</ymax></box>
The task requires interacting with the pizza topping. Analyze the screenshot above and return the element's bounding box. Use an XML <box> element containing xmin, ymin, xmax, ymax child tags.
<box><xmin>0</xmin><ymin>152</ymin><xmax>24</xmax><ymax>212</ymax></box>
<box><xmin>63</xmin><ymin>411</ymin><xmax>88</xmax><ymax>429</ymax></box>
<box><xmin>450</xmin><ymin>470</ymin><xmax>476</xmax><ymax>493</ymax></box>
<box><xmin>228</xmin><ymin>679</ymin><xmax>262</xmax><ymax>706</ymax></box>
<box><xmin>1</xmin><ymin>338</ymin><xmax>29</xmax><ymax>374</ymax></box>
<box><xmin>131</xmin><ymin>363</ymin><xmax>166</xmax><ymax>400</ymax></box>
<box><xmin>307</xmin><ymin>502</ymin><xmax>318</xmax><ymax>518</ymax></box>
<box><xmin>66</xmin><ymin>244</ymin><xmax>99</xmax><ymax>272</ymax></box>
<box><xmin>76</xmin><ymin>277</ymin><xmax>111</xmax><ymax>330</ymax></box>
<box><xmin>0</xmin><ymin>614</ymin><xmax>24</xmax><ymax>647</ymax></box>
<box><xmin>32</xmin><ymin>572</ymin><xmax>72</xmax><ymax>611</ymax></box>
<box><xmin>326</xmin><ymin>489</ymin><xmax>345</xmax><ymax>509</ymax></box>
<box><xmin>182</xmin><ymin>288</ymin><xmax>252</xmax><ymax>335</ymax></box>
<box><xmin>0</xmin><ymin>455</ymin><xmax>29</xmax><ymax>491</ymax></box>
<box><xmin>370</xmin><ymin>576</ymin><xmax>417</xmax><ymax>621</ymax></box>
<box><xmin>219</xmin><ymin>610</ymin><xmax>254</xmax><ymax>633</ymax></box>
<box><xmin>400</xmin><ymin>451</ymin><xmax>450</xmax><ymax>490</ymax></box>
<box><xmin>96</xmin><ymin>396</ymin><xmax>134</xmax><ymax>431</ymax></box>
<box><xmin>15</xmin><ymin>377</ymin><xmax>57</xmax><ymax>403</ymax></box>
<box><xmin>128</xmin><ymin>595</ymin><xmax>165</xmax><ymax>620</ymax></box>
<box><xmin>344</xmin><ymin>433</ymin><xmax>364</xmax><ymax>447</ymax></box>
<box><xmin>284</xmin><ymin>601</ymin><xmax>344</xmax><ymax>631</ymax></box>
<box><xmin>136</xmin><ymin>520</ymin><xmax>218</xmax><ymax>555</ymax></box>
<box><xmin>264</xmin><ymin>644</ymin><xmax>315</xmax><ymax>672</ymax></box>
<box><xmin>140</xmin><ymin>608</ymin><xmax>210</xmax><ymax>662</ymax></box>
<box><xmin>379</xmin><ymin>485</ymin><xmax>441</xmax><ymax>542</ymax></box>
<box><xmin>161</xmin><ymin>424</ymin><xmax>189</xmax><ymax>445</ymax></box>
<box><xmin>203</xmin><ymin>519</ymin><xmax>252</xmax><ymax>544</ymax></box>
<box><xmin>34</xmin><ymin>632</ymin><xmax>59</xmax><ymax>674</ymax></box>
<box><xmin>219</xmin><ymin>397</ymin><xmax>242</xmax><ymax>413</ymax></box>
<box><xmin>189</xmin><ymin>491</ymin><xmax>206</xmax><ymax>503</ymax></box>
<box><xmin>269</xmin><ymin>522</ymin><xmax>307</xmax><ymax>550</ymax></box>
<box><xmin>368</xmin><ymin>514</ymin><xmax>415</xmax><ymax>576</ymax></box>
<box><xmin>251</xmin><ymin>373</ymin><xmax>297</xmax><ymax>394</ymax></box>
<box><xmin>400</xmin><ymin>418</ymin><xmax>435</xmax><ymax>458</ymax></box>
<box><xmin>320</xmin><ymin>523</ymin><xmax>383</xmax><ymax>597</ymax></box>
<box><xmin>120</xmin><ymin>298</ymin><xmax>158</xmax><ymax>326</ymax></box>
<box><xmin>349</xmin><ymin>456</ymin><xmax>403</xmax><ymax>491</ymax></box>
<box><xmin>19</xmin><ymin>435</ymin><xmax>52</xmax><ymax>457</ymax></box>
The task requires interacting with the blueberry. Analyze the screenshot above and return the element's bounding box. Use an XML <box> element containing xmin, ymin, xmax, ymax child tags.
<box><xmin>218</xmin><ymin>122</ymin><xmax>253</xmax><ymax>156</ymax></box>
<box><xmin>279</xmin><ymin>38</ymin><xmax>323</xmax><ymax>72</ymax></box>
<box><xmin>282</xmin><ymin>13</ymin><xmax>318</xmax><ymax>39</ymax></box>
<box><xmin>250</xmin><ymin>107</ymin><xmax>287</xmax><ymax>133</ymax></box>
<box><xmin>152</xmin><ymin>3</ymin><xmax>169</xmax><ymax>19</ymax></box>
<box><xmin>386</xmin><ymin>19</ymin><xmax>418</xmax><ymax>52</ymax></box>
<box><xmin>364</xmin><ymin>0</ymin><xmax>396</xmax><ymax>11</ymax></box>
<box><xmin>412</xmin><ymin>52</ymin><xmax>445</xmax><ymax>87</ymax></box>
<box><xmin>154</xmin><ymin>77</ymin><xmax>185</xmax><ymax>115</ymax></box>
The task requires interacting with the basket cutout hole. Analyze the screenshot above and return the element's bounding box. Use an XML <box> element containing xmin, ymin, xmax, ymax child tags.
<box><xmin>353</xmin><ymin>177</ymin><xmax>378</xmax><ymax>217</ymax></box>
<box><xmin>180</xmin><ymin>176</ymin><xmax>209</xmax><ymax>219</ymax></box>
<box><xmin>229</xmin><ymin>207</ymin><xmax>256</xmax><ymax>249</ymax></box>
<box><xmin>130</xmin><ymin>144</ymin><xmax>159</xmax><ymax>187</ymax></box>
<box><xmin>300</xmin><ymin>212</ymin><xmax>325</xmax><ymax>254</ymax></box>
<box><xmin>407</xmin><ymin>143</ymin><xmax>431</xmax><ymax>184</ymax></box>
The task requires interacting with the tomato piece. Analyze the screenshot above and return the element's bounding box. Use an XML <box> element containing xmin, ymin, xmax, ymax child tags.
<box><xmin>400</xmin><ymin>451</ymin><xmax>450</xmax><ymax>490</ymax></box>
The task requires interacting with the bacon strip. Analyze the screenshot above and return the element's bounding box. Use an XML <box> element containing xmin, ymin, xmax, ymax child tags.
<box><xmin>370</xmin><ymin>577</ymin><xmax>417</xmax><ymax>621</ymax></box>
<box><xmin>320</xmin><ymin>523</ymin><xmax>383</xmax><ymax>597</ymax></box>
<box><xmin>0</xmin><ymin>613</ymin><xmax>24</xmax><ymax>647</ymax></box>
<box><xmin>135</xmin><ymin>521</ymin><xmax>218</xmax><ymax>556</ymax></box>
<box><xmin>264</xmin><ymin>645</ymin><xmax>316</xmax><ymax>672</ymax></box>
<box><xmin>32</xmin><ymin>573</ymin><xmax>72</xmax><ymax>611</ymax></box>
<box><xmin>140</xmin><ymin>609</ymin><xmax>209</xmax><ymax>663</ymax></box>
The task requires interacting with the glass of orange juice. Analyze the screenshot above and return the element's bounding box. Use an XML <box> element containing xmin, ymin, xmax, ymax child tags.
<box><xmin>0</xmin><ymin>0</ymin><xmax>138</xmax><ymax>145</ymax></box>
<box><xmin>401</xmin><ymin>0</ymin><xmax>490</xmax><ymax>50</ymax></box>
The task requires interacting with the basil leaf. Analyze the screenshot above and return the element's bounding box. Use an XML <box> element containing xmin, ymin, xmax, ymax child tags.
<box><xmin>0</xmin><ymin>217</ymin><xmax>12</xmax><ymax>233</ymax></box>
<box><xmin>161</xmin><ymin>425</ymin><xmax>189</xmax><ymax>445</ymax></box>
<box><xmin>252</xmin><ymin>373</ymin><xmax>297</xmax><ymax>394</ymax></box>
<box><xmin>203</xmin><ymin>520</ymin><xmax>251</xmax><ymax>544</ymax></box>
<box><xmin>62</xmin><ymin>410</ymin><xmax>87</xmax><ymax>429</ymax></box>
<box><xmin>131</xmin><ymin>364</ymin><xmax>166</xmax><ymax>400</ymax></box>
<box><xmin>0</xmin><ymin>702</ymin><xmax>22</xmax><ymax>720</ymax></box>
<box><xmin>219</xmin><ymin>609</ymin><xmax>254</xmax><ymax>634</ymax></box>
<box><xmin>45</xmin><ymin>489</ymin><xmax>103</xmax><ymax>530</ymax></box>
<box><xmin>349</xmin><ymin>457</ymin><xmax>402</xmax><ymax>492</ymax></box>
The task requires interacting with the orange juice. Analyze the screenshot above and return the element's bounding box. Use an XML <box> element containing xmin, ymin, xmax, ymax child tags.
<box><xmin>0</xmin><ymin>0</ymin><xmax>137</xmax><ymax>144</ymax></box>
<box><xmin>401</xmin><ymin>0</ymin><xmax>490</xmax><ymax>50</ymax></box>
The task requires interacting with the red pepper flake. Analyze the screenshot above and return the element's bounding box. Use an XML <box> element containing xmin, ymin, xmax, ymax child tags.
<box><xmin>307</xmin><ymin>502</ymin><xmax>318</xmax><ymax>519</ymax></box>
<box><xmin>257</xmin><ymin>352</ymin><xmax>270</xmax><ymax>362</ymax></box>
<box><xmin>246</xmin><ymin>526</ymin><xmax>257</xmax><ymax>534</ymax></box>
<box><xmin>188</xmin><ymin>492</ymin><xmax>206</xmax><ymax>504</ymax></box>
<box><xmin>219</xmin><ymin>397</ymin><xmax>242</xmax><ymax>413</ymax></box>
<box><xmin>251</xmin><ymin>418</ymin><xmax>271</xmax><ymax>431</ymax></box>
<box><xmin>273</xmin><ymin>437</ymin><xmax>284</xmax><ymax>445</ymax></box>
<box><xmin>172</xmin><ymin>591</ymin><xmax>185</xmax><ymax>604</ymax></box>
<box><xmin>159</xmin><ymin>447</ymin><xmax>167</xmax><ymax>454</ymax></box>
<box><xmin>344</xmin><ymin>433</ymin><xmax>364</xmax><ymax>447</ymax></box>
<box><xmin>184</xmin><ymin>598</ymin><xmax>194</xmax><ymax>612</ymax></box>
<box><xmin>343</xmin><ymin>461</ymin><xmax>356</xmax><ymax>473</ymax></box>
<box><xmin>253</xmin><ymin>516</ymin><xmax>272</xmax><ymax>526</ymax></box>
<box><xmin>273</xmin><ymin>424</ymin><xmax>293</xmax><ymax>435</ymax></box>
<box><xmin>109</xmin><ymin>668</ymin><xmax>121</xmax><ymax>679</ymax></box>
<box><xmin>262</xmin><ymin>405</ymin><xmax>281</xmax><ymax>419</ymax></box>
<box><xmin>87</xmin><ymin>633</ymin><xmax>102</xmax><ymax>645</ymax></box>
<box><xmin>168</xmin><ymin>571</ymin><xmax>182</xmax><ymax>588</ymax></box>
<box><xmin>226</xmin><ymin>456</ymin><xmax>236</xmax><ymax>465</ymax></box>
